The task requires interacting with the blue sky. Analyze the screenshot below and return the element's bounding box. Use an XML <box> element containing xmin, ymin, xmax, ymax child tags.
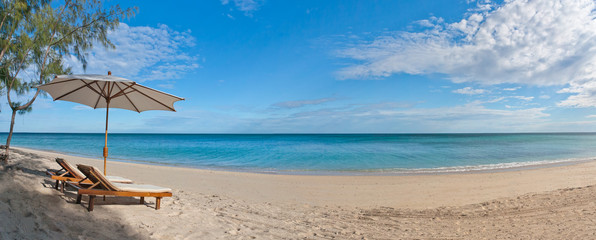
<box><xmin>5</xmin><ymin>0</ymin><xmax>596</xmax><ymax>133</ymax></box>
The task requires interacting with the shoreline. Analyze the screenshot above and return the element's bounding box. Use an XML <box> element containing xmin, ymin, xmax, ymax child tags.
<box><xmin>13</xmin><ymin>146</ymin><xmax>596</xmax><ymax>209</ymax></box>
<box><xmin>13</xmin><ymin>144</ymin><xmax>596</xmax><ymax>177</ymax></box>
<box><xmin>6</xmin><ymin>146</ymin><xmax>596</xmax><ymax>238</ymax></box>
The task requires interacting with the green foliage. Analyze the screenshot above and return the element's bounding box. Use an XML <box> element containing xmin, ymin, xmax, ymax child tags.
<box><xmin>0</xmin><ymin>0</ymin><xmax>48</xmax><ymax>67</ymax></box>
<box><xmin>9</xmin><ymin>101</ymin><xmax>32</xmax><ymax>115</ymax></box>
<box><xmin>0</xmin><ymin>0</ymin><xmax>137</xmax><ymax>111</ymax></box>
<box><xmin>0</xmin><ymin>0</ymin><xmax>137</xmax><ymax>151</ymax></box>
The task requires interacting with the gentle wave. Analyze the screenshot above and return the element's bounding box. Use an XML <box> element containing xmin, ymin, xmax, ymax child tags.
<box><xmin>380</xmin><ymin>157</ymin><xmax>596</xmax><ymax>174</ymax></box>
<box><xmin>263</xmin><ymin>157</ymin><xmax>596</xmax><ymax>175</ymax></box>
<box><xmin>5</xmin><ymin>133</ymin><xmax>596</xmax><ymax>175</ymax></box>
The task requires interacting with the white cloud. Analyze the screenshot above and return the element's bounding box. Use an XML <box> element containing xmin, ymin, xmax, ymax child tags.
<box><xmin>452</xmin><ymin>87</ymin><xmax>486</xmax><ymax>95</ymax></box>
<box><xmin>243</xmin><ymin>101</ymin><xmax>550</xmax><ymax>133</ymax></box>
<box><xmin>474</xmin><ymin>95</ymin><xmax>533</xmax><ymax>105</ymax></box>
<box><xmin>503</xmin><ymin>87</ymin><xmax>521</xmax><ymax>91</ymax></box>
<box><xmin>158</xmin><ymin>84</ymin><xmax>175</xmax><ymax>89</ymax></box>
<box><xmin>415</xmin><ymin>19</ymin><xmax>435</xmax><ymax>28</ymax></box>
<box><xmin>558</xmin><ymin>81</ymin><xmax>596</xmax><ymax>107</ymax></box>
<box><xmin>586</xmin><ymin>115</ymin><xmax>596</xmax><ymax>118</ymax></box>
<box><xmin>272</xmin><ymin>98</ymin><xmax>336</xmax><ymax>109</ymax></box>
<box><xmin>72</xmin><ymin>105</ymin><xmax>92</xmax><ymax>110</ymax></box>
<box><xmin>511</xmin><ymin>96</ymin><xmax>534</xmax><ymax>101</ymax></box>
<box><xmin>171</xmin><ymin>99</ymin><xmax>546</xmax><ymax>133</ymax></box>
<box><xmin>336</xmin><ymin>0</ymin><xmax>596</xmax><ymax>106</ymax></box>
<box><xmin>539</xmin><ymin>95</ymin><xmax>551</xmax><ymax>99</ymax></box>
<box><xmin>220</xmin><ymin>0</ymin><xmax>264</xmax><ymax>16</ymax></box>
<box><xmin>484</xmin><ymin>97</ymin><xmax>505</xmax><ymax>103</ymax></box>
<box><xmin>65</xmin><ymin>23</ymin><xmax>199</xmax><ymax>82</ymax></box>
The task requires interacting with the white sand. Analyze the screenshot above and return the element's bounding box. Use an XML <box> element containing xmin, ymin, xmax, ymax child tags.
<box><xmin>3</xmin><ymin>146</ymin><xmax>596</xmax><ymax>239</ymax></box>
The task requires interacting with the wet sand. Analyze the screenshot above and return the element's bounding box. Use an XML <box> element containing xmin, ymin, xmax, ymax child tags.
<box><xmin>3</xmin><ymin>146</ymin><xmax>596</xmax><ymax>239</ymax></box>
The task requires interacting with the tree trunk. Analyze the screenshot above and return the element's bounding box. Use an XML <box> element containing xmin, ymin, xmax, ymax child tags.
<box><xmin>4</xmin><ymin>109</ymin><xmax>18</xmax><ymax>158</ymax></box>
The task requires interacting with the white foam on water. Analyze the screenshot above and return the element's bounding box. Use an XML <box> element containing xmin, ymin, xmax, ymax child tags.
<box><xmin>375</xmin><ymin>157</ymin><xmax>596</xmax><ymax>175</ymax></box>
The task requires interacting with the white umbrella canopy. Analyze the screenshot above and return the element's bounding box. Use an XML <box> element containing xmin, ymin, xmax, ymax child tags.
<box><xmin>38</xmin><ymin>74</ymin><xmax>183</xmax><ymax>112</ymax></box>
<box><xmin>37</xmin><ymin>72</ymin><xmax>184</xmax><ymax>175</ymax></box>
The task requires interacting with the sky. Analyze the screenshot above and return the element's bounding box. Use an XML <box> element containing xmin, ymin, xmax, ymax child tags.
<box><xmin>4</xmin><ymin>0</ymin><xmax>596</xmax><ymax>133</ymax></box>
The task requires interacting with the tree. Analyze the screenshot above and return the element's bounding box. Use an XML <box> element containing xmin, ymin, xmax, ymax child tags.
<box><xmin>0</xmin><ymin>0</ymin><xmax>136</xmax><ymax>160</ymax></box>
<box><xmin>0</xmin><ymin>0</ymin><xmax>48</xmax><ymax>65</ymax></box>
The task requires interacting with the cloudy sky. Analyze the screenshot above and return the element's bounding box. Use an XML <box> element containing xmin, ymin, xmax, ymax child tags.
<box><xmin>5</xmin><ymin>0</ymin><xmax>596</xmax><ymax>133</ymax></box>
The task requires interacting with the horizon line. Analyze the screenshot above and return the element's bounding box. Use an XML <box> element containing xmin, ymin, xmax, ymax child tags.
<box><xmin>3</xmin><ymin>131</ymin><xmax>596</xmax><ymax>135</ymax></box>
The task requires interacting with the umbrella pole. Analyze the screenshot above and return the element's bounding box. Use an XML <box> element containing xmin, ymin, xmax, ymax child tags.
<box><xmin>103</xmin><ymin>101</ymin><xmax>110</xmax><ymax>175</ymax></box>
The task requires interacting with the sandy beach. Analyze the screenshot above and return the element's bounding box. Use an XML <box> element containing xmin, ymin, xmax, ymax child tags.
<box><xmin>3</xmin><ymin>146</ymin><xmax>596</xmax><ymax>239</ymax></box>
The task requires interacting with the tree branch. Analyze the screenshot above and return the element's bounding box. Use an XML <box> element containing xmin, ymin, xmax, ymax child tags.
<box><xmin>14</xmin><ymin>0</ymin><xmax>73</xmax><ymax>111</ymax></box>
<box><xmin>0</xmin><ymin>18</ymin><xmax>21</xmax><ymax>63</ymax></box>
<box><xmin>15</xmin><ymin>89</ymin><xmax>41</xmax><ymax>110</ymax></box>
<box><xmin>0</xmin><ymin>8</ymin><xmax>8</xmax><ymax>32</ymax></box>
<box><xmin>6</xmin><ymin>45</ymin><xmax>32</xmax><ymax>109</ymax></box>
<box><xmin>49</xmin><ymin>15</ymin><xmax>110</xmax><ymax>47</ymax></box>
<box><xmin>37</xmin><ymin>0</ymin><xmax>71</xmax><ymax>84</ymax></box>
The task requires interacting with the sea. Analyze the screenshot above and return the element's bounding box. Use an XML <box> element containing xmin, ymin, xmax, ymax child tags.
<box><xmin>3</xmin><ymin>132</ymin><xmax>596</xmax><ymax>175</ymax></box>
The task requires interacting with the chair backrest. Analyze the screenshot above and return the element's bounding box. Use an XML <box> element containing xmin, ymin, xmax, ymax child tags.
<box><xmin>56</xmin><ymin>158</ymin><xmax>85</xmax><ymax>179</ymax></box>
<box><xmin>76</xmin><ymin>164</ymin><xmax>120</xmax><ymax>191</ymax></box>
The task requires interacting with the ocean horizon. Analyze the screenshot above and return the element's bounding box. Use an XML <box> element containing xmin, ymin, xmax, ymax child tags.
<box><xmin>3</xmin><ymin>132</ymin><xmax>596</xmax><ymax>175</ymax></box>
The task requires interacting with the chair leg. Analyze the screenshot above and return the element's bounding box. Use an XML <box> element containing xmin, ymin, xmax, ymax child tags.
<box><xmin>88</xmin><ymin>195</ymin><xmax>95</xmax><ymax>212</ymax></box>
<box><xmin>76</xmin><ymin>194</ymin><xmax>82</xmax><ymax>204</ymax></box>
<box><xmin>140</xmin><ymin>197</ymin><xmax>144</xmax><ymax>204</ymax></box>
<box><xmin>61</xmin><ymin>181</ymin><xmax>65</xmax><ymax>193</ymax></box>
<box><xmin>155</xmin><ymin>197</ymin><xmax>162</xmax><ymax>210</ymax></box>
<box><xmin>55</xmin><ymin>180</ymin><xmax>59</xmax><ymax>190</ymax></box>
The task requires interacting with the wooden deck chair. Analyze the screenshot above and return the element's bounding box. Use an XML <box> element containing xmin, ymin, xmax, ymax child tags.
<box><xmin>70</xmin><ymin>164</ymin><xmax>172</xmax><ymax>211</ymax></box>
<box><xmin>46</xmin><ymin>158</ymin><xmax>133</xmax><ymax>192</ymax></box>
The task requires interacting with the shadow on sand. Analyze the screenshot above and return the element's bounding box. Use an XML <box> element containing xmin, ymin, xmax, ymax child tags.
<box><xmin>0</xmin><ymin>149</ymin><xmax>148</xmax><ymax>239</ymax></box>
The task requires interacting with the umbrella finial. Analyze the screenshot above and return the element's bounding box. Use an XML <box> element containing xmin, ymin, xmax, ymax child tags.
<box><xmin>108</xmin><ymin>71</ymin><xmax>111</xmax><ymax>76</ymax></box>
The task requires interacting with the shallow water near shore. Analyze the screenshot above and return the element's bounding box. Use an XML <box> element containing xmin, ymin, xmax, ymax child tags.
<box><xmin>4</xmin><ymin>132</ymin><xmax>596</xmax><ymax>174</ymax></box>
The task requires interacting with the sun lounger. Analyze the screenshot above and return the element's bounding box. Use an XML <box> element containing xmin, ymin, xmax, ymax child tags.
<box><xmin>46</xmin><ymin>158</ymin><xmax>133</xmax><ymax>192</ymax></box>
<box><xmin>69</xmin><ymin>164</ymin><xmax>172</xmax><ymax>211</ymax></box>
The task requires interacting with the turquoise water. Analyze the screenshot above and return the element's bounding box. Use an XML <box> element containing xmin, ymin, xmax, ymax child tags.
<box><xmin>3</xmin><ymin>133</ymin><xmax>596</xmax><ymax>174</ymax></box>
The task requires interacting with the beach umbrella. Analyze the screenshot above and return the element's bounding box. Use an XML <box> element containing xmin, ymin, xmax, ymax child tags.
<box><xmin>37</xmin><ymin>71</ymin><xmax>184</xmax><ymax>175</ymax></box>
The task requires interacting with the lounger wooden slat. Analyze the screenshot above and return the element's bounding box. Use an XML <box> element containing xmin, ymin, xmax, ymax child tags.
<box><xmin>73</xmin><ymin>164</ymin><xmax>172</xmax><ymax>211</ymax></box>
<box><xmin>77</xmin><ymin>188</ymin><xmax>172</xmax><ymax>197</ymax></box>
<box><xmin>46</xmin><ymin>158</ymin><xmax>133</xmax><ymax>192</ymax></box>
